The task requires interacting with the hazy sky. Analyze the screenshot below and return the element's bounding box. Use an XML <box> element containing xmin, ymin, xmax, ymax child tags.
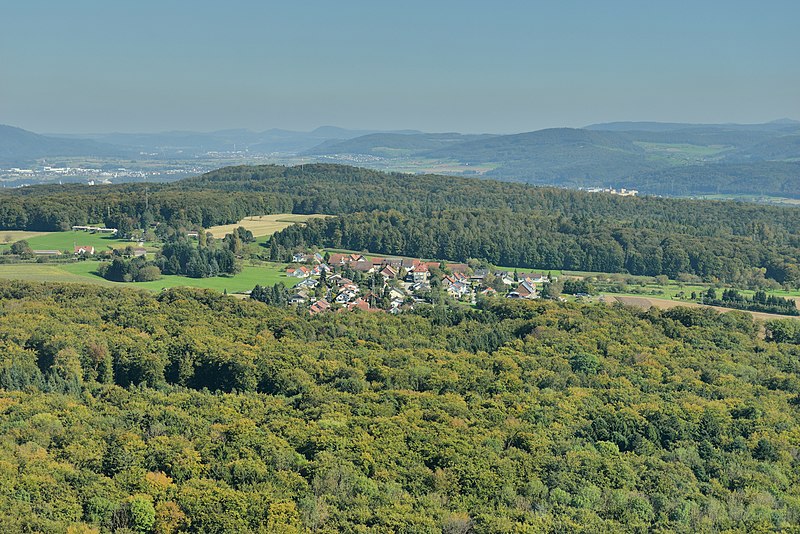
<box><xmin>2</xmin><ymin>0</ymin><xmax>798</xmax><ymax>134</ymax></box>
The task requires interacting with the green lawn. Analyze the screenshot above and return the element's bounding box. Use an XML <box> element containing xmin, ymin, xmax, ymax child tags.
<box><xmin>0</xmin><ymin>263</ymin><xmax>118</xmax><ymax>285</ymax></box>
<box><xmin>0</xmin><ymin>260</ymin><xmax>297</xmax><ymax>294</ymax></box>
<box><xmin>20</xmin><ymin>231</ymin><xmax>151</xmax><ymax>253</ymax></box>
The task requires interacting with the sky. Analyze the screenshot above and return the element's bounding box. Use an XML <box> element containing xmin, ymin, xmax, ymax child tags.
<box><xmin>1</xmin><ymin>0</ymin><xmax>798</xmax><ymax>134</ymax></box>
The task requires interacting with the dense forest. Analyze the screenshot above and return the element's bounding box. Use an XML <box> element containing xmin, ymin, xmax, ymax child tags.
<box><xmin>0</xmin><ymin>280</ymin><xmax>799</xmax><ymax>531</ymax></box>
<box><xmin>271</xmin><ymin>209</ymin><xmax>794</xmax><ymax>285</ymax></box>
<box><xmin>2</xmin><ymin>164</ymin><xmax>800</xmax><ymax>286</ymax></box>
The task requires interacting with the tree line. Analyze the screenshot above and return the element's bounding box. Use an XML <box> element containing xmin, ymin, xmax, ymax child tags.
<box><xmin>702</xmin><ymin>287</ymin><xmax>799</xmax><ymax>315</ymax></box>
<box><xmin>2</xmin><ymin>163</ymin><xmax>800</xmax><ymax>285</ymax></box>
<box><xmin>271</xmin><ymin>208</ymin><xmax>796</xmax><ymax>285</ymax></box>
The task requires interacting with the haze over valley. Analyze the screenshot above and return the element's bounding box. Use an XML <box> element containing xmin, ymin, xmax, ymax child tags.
<box><xmin>3</xmin><ymin>118</ymin><xmax>799</xmax><ymax>201</ymax></box>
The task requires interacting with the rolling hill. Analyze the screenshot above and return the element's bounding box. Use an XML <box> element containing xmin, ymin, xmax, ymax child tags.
<box><xmin>299</xmin><ymin>121</ymin><xmax>800</xmax><ymax>196</ymax></box>
<box><xmin>303</xmin><ymin>132</ymin><xmax>495</xmax><ymax>156</ymax></box>
<box><xmin>56</xmin><ymin>126</ymin><xmax>426</xmax><ymax>156</ymax></box>
<box><xmin>0</xmin><ymin>124</ymin><xmax>128</xmax><ymax>164</ymax></box>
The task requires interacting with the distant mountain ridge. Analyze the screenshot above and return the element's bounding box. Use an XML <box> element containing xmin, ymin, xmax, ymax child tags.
<box><xmin>585</xmin><ymin>119</ymin><xmax>800</xmax><ymax>132</ymax></box>
<box><xmin>52</xmin><ymin>126</ymin><xmax>425</xmax><ymax>156</ymax></box>
<box><xmin>303</xmin><ymin>132</ymin><xmax>496</xmax><ymax>156</ymax></box>
<box><xmin>3</xmin><ymin>119</ymin><xmax>799</xmax><ymax>199</ymax></box>
<box><xmin>299</xmin><ymin>121</ymin><xmax>800</xmax><ymax>197</ymax></box>
<box><xmin>0</xmin><ymin>124</ymin><xmax>128</xmax><ymax>164</ymax></box>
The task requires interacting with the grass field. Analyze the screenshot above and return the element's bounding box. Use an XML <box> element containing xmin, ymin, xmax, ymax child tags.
<box><xmin>0</xmin><ymin>260</ymin><xmax>298</xmax><ymax>294</ymax></box>
<box><xmin>607</xmin><ymin>295</ymin><xmax>800</xmax><ymax>321</ymax></box>
<box><xmin>693</xmin><ymin>194</ymin><xmax>800</xmax><ymax>206</ymax></box>
<box><xmin>208</xmin><ymin>214</ymin><xmax>329</xmax><ymax>239</ymax></box>
<box><xmin>2</xmin><ymin>230</ymin><xmax>148</xmax><ymax>253</ymax></box>
<box><xmin>634</xmin><ymin>142</ymin><xmax>731</xmax><ymax>163</ymax></box>
<box><xmin>0</xmin><ymin>230</ymin><xmax>52</xmax><ymax>244</ymax></box>
<box><xmin>0</xmin><ymin>263</ymin><xmax>117</xmax><ymax>285</ymax></box>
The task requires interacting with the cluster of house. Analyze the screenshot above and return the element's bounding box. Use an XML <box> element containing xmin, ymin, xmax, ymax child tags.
<box><xmin>32</xmin><ymin>245</ymin><xmax>147</xmax><ymax>258</ymax></box>
<box><xmin>284</xmin><ymin>251</ymin><xmax>552</xmax><ymax>315</ymax></box>
<box><xmin>71</xmin><ymin>225</ymin><xmax>118</xmax><ymax>234</ymax></box>
<box><xmin>32</xmin><ymin>245</ymin><xmax>98</xmax><ymax>257</ymax></box>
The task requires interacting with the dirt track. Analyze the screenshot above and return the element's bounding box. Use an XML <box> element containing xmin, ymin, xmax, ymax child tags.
<box><xmin>608</xmin><ymin>295</ymin><xmax>800</xmax><ymax>321</ymax></box>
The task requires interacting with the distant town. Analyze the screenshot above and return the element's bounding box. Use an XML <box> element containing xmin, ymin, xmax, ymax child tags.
<box><xmin>0</xmin><ymin>164</ymin><xmax>207</xmax><ymax>187</ymax></box>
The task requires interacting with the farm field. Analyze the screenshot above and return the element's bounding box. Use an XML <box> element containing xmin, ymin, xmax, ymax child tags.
<box><xmin>208</xmin><ymin>213</ymin><xmax>329</xmax><ymax>240</ymax></box>
<box><xmin>0</xmin><ymin>263</ymin><xmax>117</xmax><ymax>285</ymax></box>
<box><xmin>0</xmin><ymin>261</ymin><xmax>297</xmax><ymax>294</ymax></box>
<box><xmin>693</xmin><ymin>194</ymin><xmax>800</xmax><ymax>206</ymax></box>
<box><xmin>608</xmin><ymin>295</ymin><xmax>800</xmax><ymax>321</ymax></box>
<box><xmin>0</xmin><ymin>230</ymin><xmax>150</xmax><ymax>253</ymax></box>
<box><xmin>634</xmin><ymin>142</ymin><xmax>732</xmax><ymax>163</ymax></box>
<box><xmin>0</xmin><ymin>230</ymin><xmax>52</xmax><ymax>244</ymax></box>
<box><xmin>597</xmin><ymin>280</ymin><xmax>800</xmax><ymax>300</ymax></box>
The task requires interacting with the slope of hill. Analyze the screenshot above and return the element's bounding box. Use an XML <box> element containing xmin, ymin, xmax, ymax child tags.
<box><xmin>0</xmin><ymin>124</ymin><xmax>127</xmax><ymax>164</ymax></box>
<box><xmin>303</xmin><ymin>132</ymin><xmax>495</xmax><ymax>156</ymax></box>
<box><xmin>305</xmin><ymin>123</ymin><xmax>799</xmax><ymax>196</ymax></box>
<box><xmin>586</xmin><ymin>119</ymin><xmax>800</xmax><ymax>133</ymax></box>
<box><xmin>630</xmin><ymin>161</ymin><xmax>800</xmax><ymax>197</ymax></box>
<box><xmin>422</xmin><ymin>128</ymin><xmax>662</xmax><ymax>185</ymax></box>
<box><xmin>723</xmin><ymin>134</ymin><xmax>800</xmax><ymax>162</ymax></box>
<box><xmin>426</xmin><ymin>128</ymin><xmax>638</xmax><ymax>160</ymax></box>
<box><xmin>57</xmin><ymin>127</ymin><xmax>427</xmax><ymax>156</ymax></box>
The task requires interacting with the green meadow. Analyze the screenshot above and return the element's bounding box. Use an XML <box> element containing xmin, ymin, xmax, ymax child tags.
<box><xmin>0</xmin><ymin>230</ymin><xmax>152</xmax><ymax>253</ymax></box>
<box><xmin>0</xmin><ymin>260</ymin><xmax>297</xmax><ymax>294</ymax></box>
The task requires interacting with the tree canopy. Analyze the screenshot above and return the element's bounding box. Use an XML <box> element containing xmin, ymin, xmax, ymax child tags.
<box><xmin>0</xmin><ymin>279</ymin><xmax>799</xmax><ymax>531</ymax></box>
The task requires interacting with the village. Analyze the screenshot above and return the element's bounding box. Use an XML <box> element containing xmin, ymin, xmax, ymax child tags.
<box><xmin>281</xmin><ymin>251</ymin><xmax>553</xmax><ymax>315</ymax></box>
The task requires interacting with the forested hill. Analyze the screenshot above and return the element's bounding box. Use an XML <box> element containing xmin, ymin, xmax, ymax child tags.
<box><xmin>2</xmin><ymin>163</ymin><xmax>800</xmax><ymax>284</ymax></box>
<box><xmin>181</xmin><ymin>164</ymin><xmax>800</xmax><ymax>236</ymax></box>
<box><xmin>302</xmin><ymin>132</ymin><xmax>494</xmax><ymax>156</ymax></box>
<box><xmin>1</xmin><ymin>280</ymin><xmax>800</xmax><ymax>531</ymax></box>
<box><xmin>302</xmin><ymin>122</ymin><xmax>800</xmax><ymax>197</ymax></box>
<box><xmin>0</xmin><ymin>124</ymin><xmax>128</xmax><ymax>164</ymax></box>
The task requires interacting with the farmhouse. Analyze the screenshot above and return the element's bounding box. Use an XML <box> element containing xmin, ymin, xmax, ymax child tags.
<box><xmin>516</xmin><ymin>281</ymin><xmax>538</xmax><ymax>299</ymax></box>
<box><xmin>379</xmin><ymin>265</ymin><xmax>398</xmax><ymax>280</ymax></box>
<box><xmin>74</xmin><ymin>246</ymin><xmax>95</xmax><ymax>256</ymax></box>
<box><xmin>408</xmin><ymin>263</ymin><xmax>429</xmax><ymax>283</ymax></box>
<box><xmin>349</xmin><ymin>260</ymin><xmax>374</xmax><ymax>272</ymax></box>
<box><xmin>292</xmin><ymin>252</ymin><xmax>324</xmax><ymax>264</ymax></box>
<box><xmin>328</xmin><ymin>253</ymin><xmax>366</xmax><ymax>266</ymax></box>
<box><xmin>309</xmin><ymin>299</ymin><xmax>331</xmax><ymax>316</ymax></box>
<box><xmin>447</xmin><ymin>263</ymin><xmax>470</xmax><ymax>274</ymax></box>
<box><xmin>296</xmin><ymin>278</ymin><xmax>319</xmax><ymax>289</ymax></box>
<box><xmin>285</xmin><ymin>266</ymin><xmax>311</xmax><ymax>278</ymax></box>
<box><xmin>289</xmin><ymin>291</ymin><xmax>310</xmax><ymax>305</ymax></box>
<box><xmin>72</xmin><ymin>226</ymin><xmax>118</xmax><ymax>234</ymax></box>
<box><xmin>344</xmin><ymin>298</ymin><xmax>372</xmax><ymax>312</ymax></box>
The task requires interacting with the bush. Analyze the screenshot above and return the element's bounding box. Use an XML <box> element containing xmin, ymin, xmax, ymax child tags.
<box><xmin>136</xmin><ymin>265</ymin><xmax>162</xmax><ymax>282</ymax></box>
